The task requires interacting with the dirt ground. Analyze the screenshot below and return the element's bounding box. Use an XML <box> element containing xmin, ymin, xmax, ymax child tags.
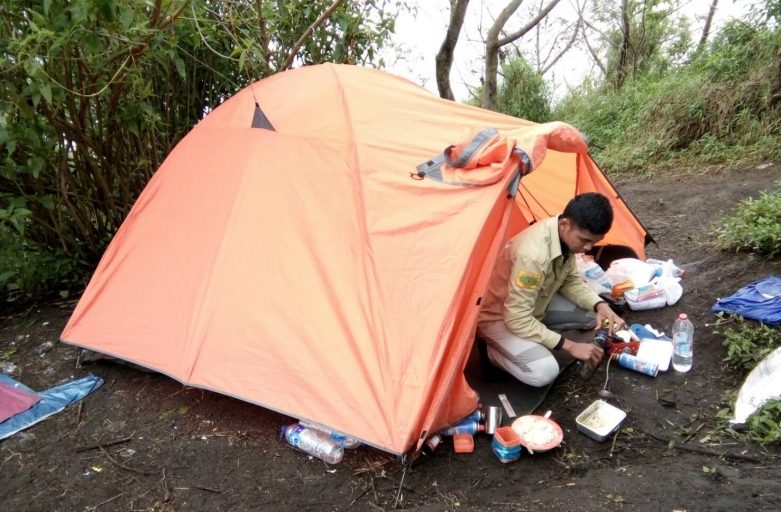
<box><xmin>1</xmin><ymin>163</ymin><xmax>780</xmax><ymax>512</ymax></box>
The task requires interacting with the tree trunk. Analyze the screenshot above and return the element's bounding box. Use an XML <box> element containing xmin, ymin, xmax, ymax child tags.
<box><xmin>615</xmin><ymin>0</ymin><xmax>631</xmax><ymax>89</ymax></box>
<box><xmin>436</xmin><ymin>0</ymin><xmax>470</xmax><ymax>100</ymax></box>
<box><xmin>696</xmin><ymin>0</ymin><xmax>718</xmax><ymax>53</ymax></box>
<box><xmin>482</xmin><ymin>0</ymin><xmax>560</xmax><ymax>110</ymax></box>
<box><xmin>483</xmin><ymin>0</ymin><xmax>524</xmax><ymax>110</ymax></box>
<box><xmin>772</xmin><ymin>46</ymin><xmax>781</xmax><ymax>106</ymax></box>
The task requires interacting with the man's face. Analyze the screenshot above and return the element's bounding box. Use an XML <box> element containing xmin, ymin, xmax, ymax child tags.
<box><xmin>558</xmin><ymin>217</ymin><xmax>604</xmax><ymax>254</ymax></box>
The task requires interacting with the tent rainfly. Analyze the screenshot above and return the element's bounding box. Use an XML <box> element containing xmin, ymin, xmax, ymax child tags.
<box><xmin>61</xmin><ymin>64</ymin><xmax>649</xmax><ymax>456</ymax></box>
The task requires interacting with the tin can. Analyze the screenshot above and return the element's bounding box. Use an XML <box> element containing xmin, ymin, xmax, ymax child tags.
<box><xmin>422</xmin><ymin>433</ymin><xmax>442</xmax><ymax>455</ymax></box>
<box><xmin>616</xmin><ymin>353</ymin><xmax>659</xmax><ymax>377</ymax></box>
<box><xmin>485</xmin><ymin>406</ymin><xmax>503</xmax><ymax>435</ymax></box>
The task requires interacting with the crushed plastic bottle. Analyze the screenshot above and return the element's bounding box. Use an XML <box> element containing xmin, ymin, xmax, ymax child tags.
<box><xmin>298</xmin><ymin>420</ymin><xmax>361</xmax><ymax>449</ymax></box>
<box><xmin>280</xmin><ymin>424</ymin><xmax>344</xmax><ymax>464</ymax></box>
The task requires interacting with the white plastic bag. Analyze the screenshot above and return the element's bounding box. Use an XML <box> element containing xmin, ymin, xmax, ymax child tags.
<box><xmin>645</xmin><ymin>258</ymin><xmax>686</xmax><ymax>278</ymax></box>
<box><xmin>731</xmin><ymin>346</ymin><xmax>781</xmax><ymax>428</ymax></box>
<box><xmin>652</xmin><ymin>276</ymin><xmax>683</xmax><ymax>305</ymax></box>
<box><xmin>575</xmin><ymin>254</ymin><xmax>613</xmax><ymax>294</ymax></box>
<box><xmin>606</xmin><ymin>258</ymin><xmax>662</xmax><ymax>287</ymax></box>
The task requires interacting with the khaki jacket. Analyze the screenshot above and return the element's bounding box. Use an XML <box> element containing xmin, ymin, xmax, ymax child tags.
<box><xmin>479</xmin><ymin>216</ymin><xmax>602</xmax><ymax>349</ymax></box>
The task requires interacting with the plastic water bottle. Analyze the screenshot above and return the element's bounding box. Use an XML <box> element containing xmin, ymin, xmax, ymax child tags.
<box><xmin>280</xmin><ymin>424</ymin><xmax>344</xmax><ymax>464</ymax></box>
<box><xmin>672</xmin><ymin>313</ymin><xmax>694</xmax><ymax>372</ymax></box>
<box><xmin>298</xmin><ymin>420</ymin><xmax>362</xmax><ymax>449</ymax></box>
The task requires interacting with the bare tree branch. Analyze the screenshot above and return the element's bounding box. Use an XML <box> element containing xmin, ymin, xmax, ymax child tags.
<box><xmin>497</xmin><ymin>0</ymin><xmax>561</xmax><ymax>47</ymax></box>
<box><xmin>281</xmin><ymin>0</ymin><xmax>345</xmax><ymax>71</ymax></box>
<box><xmin>541</xmin><ymin>18</ymin><xmax>580</xmax><ymax>75</ymax></box>
<box><xmin>482</xmin><ymin>0</ymin><xmax>561</xmax><ymax>109</ymax></box>
<box><xmin>582</xmin><ymin>26</ymin><xmax>607</xmax><ymax>76</ymax></box>
<box><xmin>436</xmin><ymin>0</ymin><xmax>470</xmax><ymax>100</ymax></box>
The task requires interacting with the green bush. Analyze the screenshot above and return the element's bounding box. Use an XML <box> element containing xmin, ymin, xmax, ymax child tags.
<box><xmin>714</xmin><ymin>182</ymin><xmax>781</xmax><ymax>257</ymax></box>
<box><xmin>713</xmin><ymin>313</ymin><xmax>781</xmax><ymax>372</ymax></box>
<box><xmin>0</xmin><ymin>226</ymin><xmax>86</xmax><ymax>304</ymax></box>
<box><xmin>495</xmin><ymin>57</ymin><xmax>551</xmax><ymax>123</ymax></box>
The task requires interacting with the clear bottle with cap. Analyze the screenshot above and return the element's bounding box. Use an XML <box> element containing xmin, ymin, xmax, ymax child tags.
<box><xmin>280</xmin><ymin>424</ymin><xmax>344</xmax><ymax>464</ymax></box>
<box><xmin>298</xmin><ymin>420</ymin><xmax>362</xmax><ymax>449</ymax></box>
<box><xmin>672</xmin><ymin>313</ymin><xmax>694</xmax><ymax>372</ymax></box>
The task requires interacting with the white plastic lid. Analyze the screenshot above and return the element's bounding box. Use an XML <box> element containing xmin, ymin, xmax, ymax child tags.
<box><xmin>679</xmin><ymin>313</ymin><xmax>688</xmax><ymax>320</ymax></box>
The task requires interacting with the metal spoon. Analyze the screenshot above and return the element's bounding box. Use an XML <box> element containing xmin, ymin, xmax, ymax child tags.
<box><xmin>597</xmin><ymin>355</ymin><xmax>616</xmax><ymax>400</ymax></box>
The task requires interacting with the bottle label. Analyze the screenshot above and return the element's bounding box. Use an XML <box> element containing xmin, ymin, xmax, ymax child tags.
<box><xmin>287</xmin><ymin>425</ymin><xmax>304</xmax><ymax>448</ymax></box>
<box><xmin>674</xmin><ymin>332</ymin><xmax>692</xmax><ymax>357</ymax></box>
<box><xmin>618</xmin><ymin>353</ymin><xmax>659</xmax><ymax>376</ymax></box>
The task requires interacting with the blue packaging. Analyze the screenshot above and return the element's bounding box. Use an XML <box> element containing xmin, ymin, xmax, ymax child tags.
<box><xmin>491</xmin><ymin>436</ymin><xmax>521</xmax><ymax>463</ymax></box>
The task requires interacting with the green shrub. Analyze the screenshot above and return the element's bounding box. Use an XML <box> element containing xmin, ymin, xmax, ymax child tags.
<box><xmin>495</xmin><ymin>57</ymin><xmax>551</xmax><ymax>123</ymax></box>
<box><xmin>0</xmin><ymin>226</ymin><xmax>86</xmax><ymax>304</ymax></box>
<box><xmin>746</xmin><ymin>399</ymin><xmax>781</xmax><ymax>445</ymax></box>
<box><xmin>468</xmin><ymin>56</ymin><xmax>552</xmax><ymax>123</ymax></box>
<box><xmin>714</xmin><ymin>182</ymin><xmax>781</xmax><ymax>257</ymax></box>
<box><xmin>713</xmin><ymin>313</ymin><xmax>781</xmax><ymax>372</ymax></box>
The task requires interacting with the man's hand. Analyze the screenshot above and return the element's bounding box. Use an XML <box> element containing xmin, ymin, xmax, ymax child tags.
<box><xmin>562</xmin><ymin>338</ymin><xmax>604</xmax><ymax>367</ymax></box>
<box><xmin>595</xmin><ymin>302</ymin><xmax>627</xmax><ymax>334</ymax></box>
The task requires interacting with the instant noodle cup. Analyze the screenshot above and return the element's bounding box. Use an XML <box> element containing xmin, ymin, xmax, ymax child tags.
<box><xmin>491</xmin><ymin>426</ymin><xmax>522</xmax><ymax>463</ymax></box>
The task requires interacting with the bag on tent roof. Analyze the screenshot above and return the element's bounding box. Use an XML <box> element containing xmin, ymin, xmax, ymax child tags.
<box><xmin>415</xmin><ymin>127</ymin><xmax>530</xmax><ymax>187</ymax></box>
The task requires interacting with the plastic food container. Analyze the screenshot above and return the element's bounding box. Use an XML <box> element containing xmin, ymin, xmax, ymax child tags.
<box><xmin>576</xmin><ymin>400</ymin><xmax>627</xmax><ymax>442</ymax></box>
<box><xmin>453</xmin><ymin>433</ymin><xmax>474</xmax><ymax>453</ymax></box>
<box><xmin>625</xmin><ymin>288</ymin><xmax>667</xmax><ymax>311</ymax></box>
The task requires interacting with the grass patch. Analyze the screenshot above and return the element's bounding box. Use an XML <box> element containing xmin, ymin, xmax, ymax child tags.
<box><xmin>714</xmin><ymin>182</ymin><xmax>781</xmax><ymax>257</ymax></box>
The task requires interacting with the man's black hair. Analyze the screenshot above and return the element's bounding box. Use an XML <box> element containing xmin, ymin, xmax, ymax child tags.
<box><xmin>561</xmin><ymin>192</ymin><xmax>613</xmax><ymax>235</ymax></box>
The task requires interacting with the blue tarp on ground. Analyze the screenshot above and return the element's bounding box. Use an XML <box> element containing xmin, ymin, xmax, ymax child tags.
<box><xmin>712</xmin><ymin>276</ymin><xmax>781</xmax><ymax>326</ymax></box>
<box><xmin>0</xmin><ymin>374</ymin><xmax>103</xmax><ymax>441</ymax></box>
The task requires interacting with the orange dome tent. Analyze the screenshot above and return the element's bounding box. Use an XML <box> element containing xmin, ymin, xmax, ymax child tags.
<box><xmin>61</xmin><ymin>64</ymin><xmax>649</xmax><ymax>456</ymax></box>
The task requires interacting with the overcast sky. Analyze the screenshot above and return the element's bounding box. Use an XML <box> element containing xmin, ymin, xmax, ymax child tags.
<box><xmin>384</xmin><ymin>0</ymin><xmax>752</xmax><ymax>103</ymax></box>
